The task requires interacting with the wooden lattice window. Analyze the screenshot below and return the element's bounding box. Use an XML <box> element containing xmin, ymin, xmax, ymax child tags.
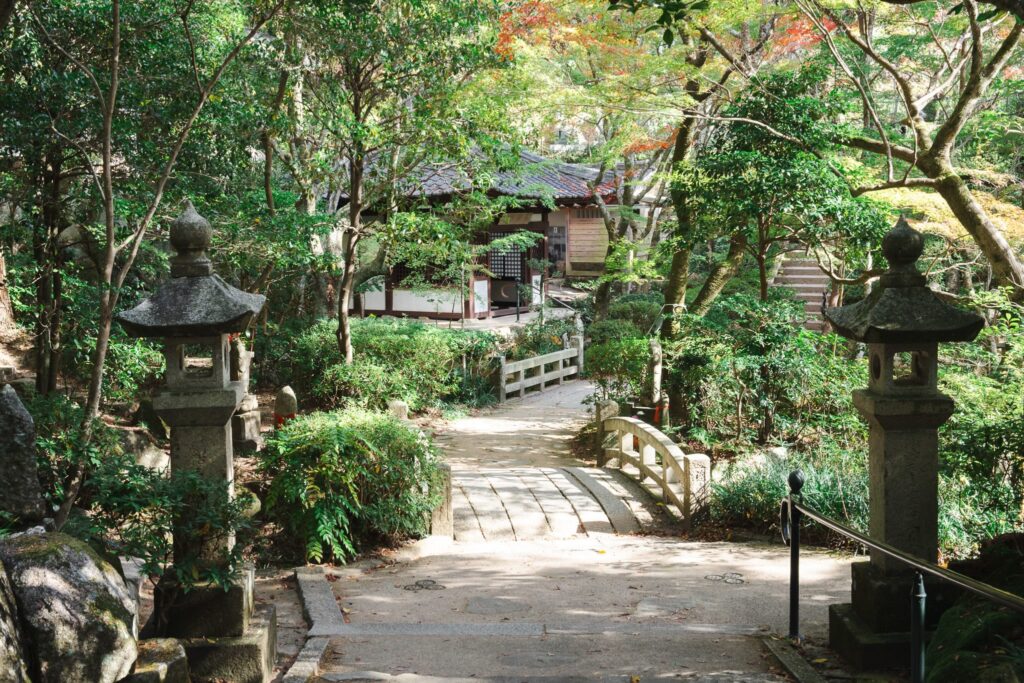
<box><xmin>488</xmin><ymin>231</ymin><xmax>523</xmax><ymax>281</ymax></box>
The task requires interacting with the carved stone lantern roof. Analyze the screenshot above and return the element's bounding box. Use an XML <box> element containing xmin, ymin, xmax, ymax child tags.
<box><xmin>824</xmin><ymin>218</ymin><xmax>984</xmax><ymax>344</ymax></box>
<box><xmin>116</xmin><ymin>202</ymin><xmax>265</xmax><ymax>337</ymax></box>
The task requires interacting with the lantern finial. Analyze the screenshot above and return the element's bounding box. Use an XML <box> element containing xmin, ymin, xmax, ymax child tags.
<box><xmin>170</xmin><ymin>200</ymin><xmax>213</xmax><ymax>277</ymax></box>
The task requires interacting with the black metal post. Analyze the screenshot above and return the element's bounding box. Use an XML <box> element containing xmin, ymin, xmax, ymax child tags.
<box><xmin>911</xmin><ymin>572</ymin><xmax>927</xmax><ymax>683</ymax></box>
<box><xmin>516</xmin><ymin>275</ymin><xmax>521</xmax><ymax>323</ymax></box>
<box><xmin>787</xmin><ymin>470</ymin><xmax>805</xmax><ymax>641</ymax></box>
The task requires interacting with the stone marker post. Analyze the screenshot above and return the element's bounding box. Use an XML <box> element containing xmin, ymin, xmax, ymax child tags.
<box><xmin>647</xmin><ymin>338</ymin><xmax>663</xmax><ymax>409</ymax></box>
<box><xmin>273</xmin><ymin>385</ymin><xmax>298</xmax><ymax>427</ymax></box>
<box><xmin>823</xmin><ymin>218</ymin><xmax>983</xmax><ymax>668</ymax></box>
<box><xmin>230</xmin><ymin>336</ymin><xmax>263</xmax><ymax>452</ymax></box>
<box><xmin>116</xmin><ymin>202</ymin><xmax>276</xmax><ymax>683</ymax></box>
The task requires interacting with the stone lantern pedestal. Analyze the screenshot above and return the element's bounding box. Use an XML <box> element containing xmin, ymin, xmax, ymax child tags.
<box><xmin>824</xmin><ymin>219</ymin><xmax>984</xmax><ymax>669</ymax></box>
<box><xmin>117</xmin><ymin>203</ymin><xmax>275</xmax><ymax>683</ymax></box>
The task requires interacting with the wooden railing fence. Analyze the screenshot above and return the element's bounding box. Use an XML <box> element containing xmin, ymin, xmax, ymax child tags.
<box><xmin>497</xmin><ymin>333</ymin><xmax>584</xmax><ymax>402</ymax></box>
<box><xmin>600</xmin><ymin>415</ymin><xmax>710</xmax><ymax>529</ymax></box>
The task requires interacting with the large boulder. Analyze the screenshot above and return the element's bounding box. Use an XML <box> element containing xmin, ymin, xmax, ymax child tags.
<box><xmin>0</xmin><ymin>384</ymin><xmax>45</xmax><ymax>525</ymax></box>
<box><xmin>0</xmin><ymin>560</ymin><xmax>30</xmax><ymax>682</ymax></box>
<box><xmin>0</xmin><ymin>532</ymin><xmax>137</xmax><ymax>682</ymax></box>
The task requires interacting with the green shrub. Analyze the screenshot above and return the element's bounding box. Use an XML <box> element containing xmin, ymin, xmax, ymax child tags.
<box><xmin>507</xmin><ymin>316</ymin><xmax>577</xmax><ymax>360</ymax></box>
<box><xmin>314</xmin><ymin>360</ymin><xmax>415</xmax><ymax>410</ymax></box>
<box><xmin>264</xmin><ymin>317</ymin><xmax>500</xmax><ymax>410</ymax></box>
<box><xmin>709</xmin><ymin>444</ymin><xmax>869</xmax><ymax>544</ymax></box>
<box><xmin>261</xmin><ymin>409</ymin><xmax>443</xmax><ymax>563</ymax></box>
<box><xmin>614</xmin><ymin>292</ymin><xmax>665</xmax><ymax>306</ymax></box>
<box><xmin>587</xmin><ymin>318</ymin><xmax>642</xmax><ymax>345</ymax></box>
<box><xmin>607</xmin><ymin>299</ymin><xmax>663</xmax><ymax>333</ymax></box>
<box><xmin>586</xmin><ymin>338</ymin><xmax>650</xmax><ymax>401</ymax></box>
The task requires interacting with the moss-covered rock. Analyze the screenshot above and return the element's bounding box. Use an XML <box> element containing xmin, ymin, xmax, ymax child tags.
<box><xmin>0</xmin><ymin>559</ymin><xmax>30</xmax><ymax>681</ymax></box>
<box><xmin>926</xmin><ymin>535</ymin><xmax>1024</xmax><ymax>683</ymax></box>
<box><xmin>0</xmin><ymin>531</ymin><xmax>137</xmax><ymax>683</ymax></box>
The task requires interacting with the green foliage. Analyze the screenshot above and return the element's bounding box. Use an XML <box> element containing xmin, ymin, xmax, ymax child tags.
<box><xmin>692</xmin><ymin>293</ymin><xmax>1024</xmax><ymax>558</ymax></box>
<box><xmin>586</xmin><ymin>337</ymin><xmax>650</xmax><ymax>401</ymax></box>
<box><xmin>710</xmin><ymin>446</ymin><xmax>869</xmax><ymax>543</ymax></box>
<box><xmin>314</xmin><ymin>361</ymin><xmax>414</xmax><ymax>411</ymax></box>
<box><xmin>607</xmin><ymin>299</ymin><xmax>663</xmax><ymax>333</ymax></box>
<box><xmin>264</xmin><ymin>317</ymin><xmax>500</xmax><ymax>410</ymax></box>
<box><xmin>664</xmin><ymin>293</ymin><xmax>844</xmax><ymax>444</ymax></box>
<box><xmin>506</xmin><ymin>316</ymin><xmax>577</xmax><ymax>360</ymax></box>
<box><xmin>260</xmin><ymin>409</ymin><xmax>443</xmax><ymax>563</ymax></box>
<box><xmin>28</xmin><ymin>394</ymin><xmax>123</xmax><ymax>511</ymax></box>
<box><xmin>587</xmin><ymin>318</ymin><xmax>643</xmax><ymax>345</ymax></box>
<box><xmin>926</xmin><ymin>539</ymin><xmax>1024</xmax><ymax>682</ymax></box>
<box><xmin>27</xmin><ymin>394</ymin><xmax>250</xmax><ymax>587</ymax></box>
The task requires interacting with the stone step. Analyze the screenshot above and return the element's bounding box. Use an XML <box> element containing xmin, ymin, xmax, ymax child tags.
<box><xmin>777</xmin><ymin>271</ymin><xmax>829</xmax><ymax>282</ymax></box>
<box><xmin>778</xmin><ymin>284</ymin><xmax>827</xmax><ymax>292</ymax></box>
<box><xmin>778</xmin><ymin>269</ymin><xmax>826</xmax><ymax>280</ymax></box>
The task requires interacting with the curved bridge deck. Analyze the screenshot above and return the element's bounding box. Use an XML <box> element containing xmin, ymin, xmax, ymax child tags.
<box><xmin>314</xmin><ymin>382</ymin><xmax>852</xmax><ymax>682</ymax></box>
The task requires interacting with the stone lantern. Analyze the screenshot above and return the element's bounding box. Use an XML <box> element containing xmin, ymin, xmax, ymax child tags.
<box><xmin>117</xmin><ymin>202</ymin><xmax>275</xmax><ymax>682</ymax></box>
<box><xmin>824</xmin><ymin>218</ymin><xmax>984</xmax><ymax>667</ymax></box>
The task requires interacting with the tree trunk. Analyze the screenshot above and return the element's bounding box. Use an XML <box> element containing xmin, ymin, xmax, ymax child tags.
<box><xmin>0</xmin><ymin>251</ymin><xmax>13</xmax><ymax>332</ymax></box>
<box><xmin>931</xmin><ymin>172</ymin><xmax>1024</xmax><ymax>299</ymax></box>
<box><xmin>336</xmin><ymin>150</ymin><xmax>364</xmax><ymax>364</ymax></box>
<box><xmin>661</xmin><ymin>113</ymin><xmax>698</xmax><ymax>339</ymax></box>
<box><xmin>660</xmin><ymin>247</ymin><xmax>690</xmax><ymax>338</ymax></box>
<box><xmin>262</xmin><ymin>132</ymin><xmax>275</xmax><ymax>215</ymax></box>
<box><xmin>336</xmin><ymin>248</ymin><xmax>356</xmax><ymax>364</ymax></box>
<box><xmin>34</xmin><ymin>157</ymin><xmax>63</xmax><ymax>394</ymax></box>
<box><xmin>757</xmin><ymin>251</ymin><xmax>769</xmax><ymax>301</ymax></box>
<box><xmin>689</xmin><ymin>233</ymin><xmax>748</xmax><ymax>317</ymax></box>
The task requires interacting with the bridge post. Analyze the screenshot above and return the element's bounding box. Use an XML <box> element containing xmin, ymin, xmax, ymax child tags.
<box><xmin>571</xmin><ymin>334</ymin><xmax>584</xmax><ymax>374</ymax></box>
<box><xmin>681</xmin><ymin>454</ymin><xmax>710</xmax><ymax>529</ymax></box>
<box><xmin>594</xmin><ymin>400</ymin><xmax>619</xmax><ymax>464</ymax></box>
<box><xmin>497</xmin><ymin>355</ymin><xmax>507</xmax><ymax>403</ymax></box>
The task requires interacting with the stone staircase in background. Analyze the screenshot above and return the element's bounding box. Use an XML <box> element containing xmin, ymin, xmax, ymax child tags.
<box><xmin>772</xmin><ymin>252</ymin><xmax>830</xmax><ymax>332</ymax></box>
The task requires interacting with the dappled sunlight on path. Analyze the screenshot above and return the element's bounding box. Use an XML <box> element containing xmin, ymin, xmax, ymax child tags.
<box><xmin>316</xmin><ymin>382</ymin><xmax>852</xmax><ymax>681</ymax></box>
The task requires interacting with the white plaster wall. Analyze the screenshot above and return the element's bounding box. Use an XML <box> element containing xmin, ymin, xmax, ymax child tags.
<box><xmin>474</xmin><ymin>280</ymin><xmax>489</xmax><ymax>314</ymax></box>
<box><xmin>531</xmin><ymin>274</ymin><xmax>543</xmax><ymax>305</ymax></box>
<box><xmin>364</xmin><ymin>290</ymin><xmax>386</xmax><ymax>310</ymax></box>
<box><xmin>392</xmin><ymin>289</ymin><xmax>461</xmax><ymax>314</ymax></box>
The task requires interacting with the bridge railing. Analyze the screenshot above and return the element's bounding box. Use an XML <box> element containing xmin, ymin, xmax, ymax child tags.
<box><xmin>497</xmin><ymin>333</ymin><xmax>584</xmax><ymax>402</ymax></box>
<box><xmin>600</xmin><ymin>415</ymin><xmax>710</xmax><ymax>529</ymax></box>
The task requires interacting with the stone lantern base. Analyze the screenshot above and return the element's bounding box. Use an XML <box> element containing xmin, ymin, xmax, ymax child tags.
<box><xmin>149</xmin><ymin>567</ymin><xmax>277</xmax><ymax>683</ymax></box>
<box><xmin>181</xmin><ymin>606</ymin><xmax>276</xmax><ymax>683</ymax></box>
<box><xmin>829</xmin><ymin>561</ymin><xmax>958</xmax><ymax>669</ymax></box>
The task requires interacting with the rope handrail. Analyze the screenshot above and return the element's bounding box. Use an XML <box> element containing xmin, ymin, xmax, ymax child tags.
<box><xmin>781</xmin><ymin>468</ymin><xmax>1024</xmax><ymax>683</ymax></box>
<box><xmin>781</xmin><ymin>496</ymin><xmax>1024</xmax><ymax>615</ymax></box>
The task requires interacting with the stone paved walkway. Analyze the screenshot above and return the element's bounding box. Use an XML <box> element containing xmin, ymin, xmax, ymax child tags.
<box><xmin>314</xmin><ymin>383</ymin><xmax>852</xmax><ymax>682</ymax></box>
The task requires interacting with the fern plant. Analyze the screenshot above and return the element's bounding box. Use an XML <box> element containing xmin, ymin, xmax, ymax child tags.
<box><xmin>261</xmin><ymin>409</ymin><xmax>442</xmax><ymax>563</ymax></box>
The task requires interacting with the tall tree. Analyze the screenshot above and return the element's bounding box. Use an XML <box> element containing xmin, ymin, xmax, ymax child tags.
<box><xmin>290</xmin><ymin>0</ymin><xmax>505</xmax><ymax>363</ymax></box>
<box><xmin>796</xmin><ymin>0</ymin><xmax>1024</xmax><ymax>297</ymax></box>
<box><xmin>1</xmin><ymin>0</ymin><xmax>285</xmax><ymax>527</ymax></box>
